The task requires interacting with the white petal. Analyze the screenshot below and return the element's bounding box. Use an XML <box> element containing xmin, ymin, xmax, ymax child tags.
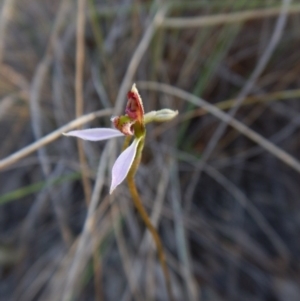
<box><xmin>110</xmin><ymin>138</ymin><xmax>140</xmax><ymax>194</ymax></box>
<box><xmin>63</xmin><ymin>128</ymin><xmax>124</xmax><ymax>141</ymax></box>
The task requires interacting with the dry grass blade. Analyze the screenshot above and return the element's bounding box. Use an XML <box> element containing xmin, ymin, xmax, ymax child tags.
<box><xmin>75</xmin><ymin>0</ymin><xmax>92</xmax><ymax>203</ymax></box>
<box><xmin>169</xmin><ymin>159</ymin><xmax>199</xmax><ymax>301</ymax></box>
<box><xmin>203</xmin><ymin>164</ymin><xmax>290</xmax><ymax>261</ymax></box>
<box><xmin>183</xmin><ymin>0</ymin><xmax>291</xmax><ymax>211</ymax></box>
<box><xmin>138</xmin><ymin>81</ymin><xmax>300</xmax><ymax>174</ymax></box>
<box><xmin>0</xmin><ymin>0</ymin><xmax>16</xmax><ymax>64</ymax></box>
<box><xmin>61</xmin><ymin>145</ymin><xmax>109</xmax><ymax>301</ymax></box>
<box><xmin>162</xmin><ymin>3</ymin><xmax>300</xmax><ymax>28</ymax></box>
<box><xmin>111</xmin><ymin>203</ymin><xmax>144</xmax><ymax>301</ymax></box>
<box><xmin>28</xmin><ymin>0</ymin><xmax>75</xmax><ymax>246</ymax></box>
<box><xmin>0</xmin><ymin>109</ymin><xmax>112</xmax><ymax>170</ymax></box>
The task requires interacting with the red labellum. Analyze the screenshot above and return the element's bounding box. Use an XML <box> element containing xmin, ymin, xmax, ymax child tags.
<box><xmin>111</xmin><ymin>116</ymin><xmax>135</xmax><ymax>136</ymax></box>
<box><xmin>125</xmin><ymin>84</ymin><xmax>144</xmax><ymax>122</ymax></box>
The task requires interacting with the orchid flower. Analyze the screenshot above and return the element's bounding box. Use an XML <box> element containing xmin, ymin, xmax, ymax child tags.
<box><xmin>64</xmin><ymin>84</ymin><xmax>178</xmax><ymax>194</ymax></box>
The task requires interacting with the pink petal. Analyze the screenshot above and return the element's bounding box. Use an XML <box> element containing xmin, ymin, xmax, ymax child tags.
<box><xmin>110</xmin><ymin>138</ymin><xmax>140</xmax><ymax>194</ymax></box>
<box><xmin>63</xmin><ymin>128</ymin><xmax>124</xmax><ymax>141</ymax></box>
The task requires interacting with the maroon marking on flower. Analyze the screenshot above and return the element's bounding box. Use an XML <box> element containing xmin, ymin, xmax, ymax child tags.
<box><xmin>125</xmin><ymin>84</ymin><xmax>144</xmax><ymax>122</ymax></box>
<box><xmin>111</xmin><ymin>116</ymin><xmax>135</xmax><ymax>136</ymax></box>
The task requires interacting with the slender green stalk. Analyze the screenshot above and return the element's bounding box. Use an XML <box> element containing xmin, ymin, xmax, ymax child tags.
<box><xmin>126</xmin><ymin>137</ymin><xmax>174</xmax><ymax>301</ymax></box>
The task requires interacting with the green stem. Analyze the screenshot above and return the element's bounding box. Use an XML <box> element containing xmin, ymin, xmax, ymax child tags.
<box><xmin>126</xmin><ymin>137</ymin><xmax>174</xmax><ymax>301</ymax></box>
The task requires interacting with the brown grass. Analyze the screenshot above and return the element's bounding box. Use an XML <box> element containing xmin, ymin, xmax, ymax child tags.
<box><xmin>1</xmin><ymin>1</ymin><xmax>300</xmax><ymax>300</ymax></box>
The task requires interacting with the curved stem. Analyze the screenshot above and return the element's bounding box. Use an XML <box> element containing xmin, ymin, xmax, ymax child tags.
<box><xmin>126</xmin><ymin>137</ymin><xmax>173</xmax><ymax>301</ymax></box>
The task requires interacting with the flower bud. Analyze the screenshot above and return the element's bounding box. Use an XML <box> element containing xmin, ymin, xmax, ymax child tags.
<box><xmin>144</xmin><ymin>109</ymin><xmax>178</xmax><ymax>124</ymax></box>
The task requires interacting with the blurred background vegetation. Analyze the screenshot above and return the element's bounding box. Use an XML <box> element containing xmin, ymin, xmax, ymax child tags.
<box><xmin>1</xmin><ymin>0</ymin><xmax>300</xmax><ymax>300</ymax></box>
